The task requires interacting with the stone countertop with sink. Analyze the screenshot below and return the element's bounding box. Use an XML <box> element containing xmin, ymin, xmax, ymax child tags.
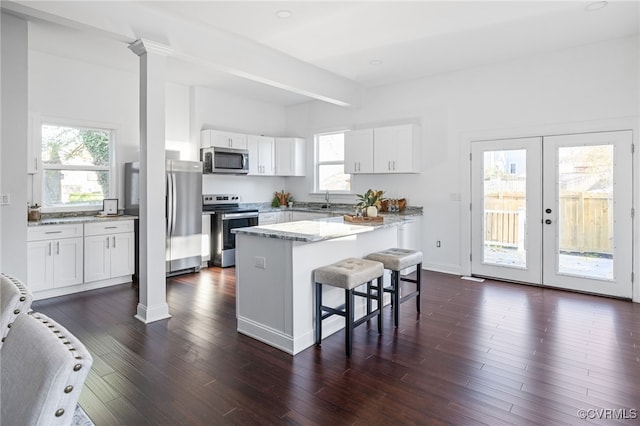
<box><xmin>245</xmin><ymin>202</ymin><xmax>423</xmax><ymax>217</ymax></box>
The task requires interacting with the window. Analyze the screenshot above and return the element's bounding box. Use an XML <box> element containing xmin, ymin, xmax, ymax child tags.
<box><xmin>41</xmin><ymin>123</ymin><xmax>114</xmax><ymax>210</ymax></box>
<box><xmin>315</xmin><ymin>131</ymin><xmax>350</xmax><ymax>192</ymax></box>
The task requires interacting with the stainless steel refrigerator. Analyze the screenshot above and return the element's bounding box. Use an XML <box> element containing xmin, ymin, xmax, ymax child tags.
<box><xmin>124</xmin><ymin>160</ymin><xmax>202</xmax><ymax>276</ymax></box>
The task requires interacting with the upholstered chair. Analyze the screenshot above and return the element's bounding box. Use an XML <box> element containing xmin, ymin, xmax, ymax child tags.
<box><xmin>1</xmin><ymin>312</ymin><xmax>93</xmax><ymax>426</ymax></box>
<box><xmin>0</xmin><ymin>272</ymin><xmax>33</xmax><ymax>346</ymax></box>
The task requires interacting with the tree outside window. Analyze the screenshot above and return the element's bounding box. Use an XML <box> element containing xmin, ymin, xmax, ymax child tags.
<box><xmin>315</xmin><ymin>132</ymin><xmax>350</xmax><ymax>192</ymax></box>
<box><xmin>41</xmin><ymin>124</ymin><xmax>112</xmax><ymax>209</ymax></box>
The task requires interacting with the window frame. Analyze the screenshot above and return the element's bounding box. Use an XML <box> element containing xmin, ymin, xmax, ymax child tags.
<box><xmin>35</xmin><ymin>116</ymin><xmax>117</xmax><ymax>213</ymax></box>
<box><xmin>313</xmin><ymin>129</ymin><xmax>351</xmax><ymax>194</ymax></box>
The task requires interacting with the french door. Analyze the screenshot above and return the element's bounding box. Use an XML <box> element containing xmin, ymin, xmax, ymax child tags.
<box><xmin>471</xmin><ymin>131</ymin><xmax>633</xmax><ymax>298</ymax></box>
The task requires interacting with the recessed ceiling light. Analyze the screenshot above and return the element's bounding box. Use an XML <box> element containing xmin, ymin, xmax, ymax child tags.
<box><xmin>275</xmin><ymin>10</ymin><xmax>292</xmax><ymax>19</ymax></box>
<box><xmin>585</xmin><ymin>1</ymin><xmax>608</xmax><ymax>12</ymax></box>
<box><xmin>369</xmin><ymin>59</ymin><xmax>383</xmax><ymax>66</ymax></box>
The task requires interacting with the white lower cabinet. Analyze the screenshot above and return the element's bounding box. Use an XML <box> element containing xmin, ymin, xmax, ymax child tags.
<box><xmin>291</xmin><ymin>211</ymin><xmax>331</xmax><ymax>221</ymax></box>
<box><xmin>27</xmin><ymin>224</ymin><xmax>84</xmax><ymax>292</ymax></box>
<box><xmin>259</xmin><ymin>212</ymin><xmax>279</xmax><ymax>225</ymax></box>
<box><xmin>84</xmin><ymin>220</ymin><xmax>134</xmax><ymax>283</ymax></box>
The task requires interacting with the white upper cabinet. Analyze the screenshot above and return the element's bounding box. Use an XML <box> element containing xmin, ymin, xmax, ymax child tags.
<box><xmin>275</xmin><ymin>137</ymin><xmax>305</xmax><ymax>176</ymax></box>
<box><xmin>247</xmin><ymin>135</ymin><xmax>275</xmax><ymax>176</ymax></box>
<box><xmin>344</xmin><ymin>128</ymin><xmax>374</xmax><ymax>174</ymax></box>
<box><xmin>201</xmin><ymin>129</ymin><xmax>247</xmax><ymax>150</ymax></box>
<box><xmin>373</xmin><ymin>124</ymin><xmax>420</xmax><ymax>173</ymax></box>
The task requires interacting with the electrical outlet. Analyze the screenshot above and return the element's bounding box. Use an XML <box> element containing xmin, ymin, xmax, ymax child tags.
<box><xmin>436</xmin><ymin>240</ymin><xmax>441</xmax><ymax>248</ymax></box>
<box><xmin>0</xmin><ymin>194</ymin><xmax>10</xmax><ymax>206</ymax></box>
<box><xmin>254</xmin><ymin>256</ymin><xmax>266</xmax><ymax>269</ymax></box>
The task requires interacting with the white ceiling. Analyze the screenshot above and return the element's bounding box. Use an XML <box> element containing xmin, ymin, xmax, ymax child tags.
<box><xmin>12</xmin><ymin>1</ymin><xmax>640</xmax><ymax>106</ymax></box>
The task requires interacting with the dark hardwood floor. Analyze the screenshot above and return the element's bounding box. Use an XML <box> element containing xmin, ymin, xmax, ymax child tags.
<box><xmin>32</xmin><ymin>269</ymin><xmax>640</xmax><ymax>425</ymax></box>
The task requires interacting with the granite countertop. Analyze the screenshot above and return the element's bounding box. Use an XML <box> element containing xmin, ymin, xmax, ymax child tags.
<box><xmin>231</xmin><ymin>215</ymin><xmax>410</xmax><ymax>243</ymax></box>
<box><xmin>28</xmin><ymin>214</ymin><xmax>138</xmax><ymax>227</ymax></box>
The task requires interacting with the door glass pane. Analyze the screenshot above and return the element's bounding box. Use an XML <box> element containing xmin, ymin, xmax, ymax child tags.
<box><xmin>483</xmin><ymin>150</ymin><xmax>527</xmax><ymax>268</ymax></box>
<box><xmin>557</xmin><ymin>145</ymin><xmax>613</xmax><ymax>280</ymax></box>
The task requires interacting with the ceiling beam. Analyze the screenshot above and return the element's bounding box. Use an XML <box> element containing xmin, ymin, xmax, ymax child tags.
<box><xmin>3</xmin><ymin>1</ymin><xmax>362</xmax><ymax>107</ymax></box>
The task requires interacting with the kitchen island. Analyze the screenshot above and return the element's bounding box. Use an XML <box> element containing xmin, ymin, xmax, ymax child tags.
<box><xmin>232</xmin><ymin>216</ymin><xmax>412</xmax><ymax>355</ymax></box>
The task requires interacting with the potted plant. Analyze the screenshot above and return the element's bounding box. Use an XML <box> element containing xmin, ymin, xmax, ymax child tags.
<box><xmin>356</xmin><ymin>189</ymin><xmax>384</xmax><ymax>217</ymax></box>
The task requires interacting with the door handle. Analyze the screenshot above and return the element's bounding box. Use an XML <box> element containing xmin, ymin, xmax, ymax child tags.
<box><xmin>113</xmin><ymin>236</ymin><xmax>116</xmax><ymax>248</ymax></box>
<box><xmin>48</xmin><ymin>242</ymin><xmax>52</xmax><ymax>256</ymax></box>
<box><xmin>106</xmin><ymin>236</ymin><xmax>110</xmax><ymax>249</ymax></box>
<box><xmin>545</xmin><ymin>219</ymin><xmax>552</xmax><ymax>224</ymax></box>
<box><xmin>56</xmin><ymin>241</ymin><xmax>59</xmax><ymax>255</ymax></box>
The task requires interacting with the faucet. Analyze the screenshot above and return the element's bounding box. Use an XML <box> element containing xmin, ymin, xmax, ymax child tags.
<box><xmin>324</xmin><ymin>190</ymin><xmax>331</xmax><ymax>208</ymax></box>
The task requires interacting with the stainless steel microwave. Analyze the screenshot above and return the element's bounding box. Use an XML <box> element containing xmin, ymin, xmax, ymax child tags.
<box><xmin>200</xmin><ymin>147</ymin><xmax>249</xmax><ymax>174</ymax></box>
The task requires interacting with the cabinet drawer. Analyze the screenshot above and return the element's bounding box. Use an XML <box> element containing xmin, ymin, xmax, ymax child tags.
<box><xmin>259</xmin><ymin>212</ymin><xmax>278</xmax><ymax>225</ymax></box>
<box><xmin>28</xmin><ymin>224</ymin><xmax>83</xmax><ymax>241</ymax></box>
<box><xmin>84</xmin><ymin>220</ymin><xmax>134</xmax><ymax>236</ymax></box>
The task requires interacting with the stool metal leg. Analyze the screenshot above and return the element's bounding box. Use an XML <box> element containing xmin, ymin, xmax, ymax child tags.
<box><xmin>416</xmin><ymin>263</ymin><xmax>422</xmax><ymax>313</ymax></box>
<box><xmin>366</xmin><ymin>281</ymin><xmax>372</xmax><ymax>315</ymax></box>
<box><xmin>315</xmin><ymin>282</ymin><xmax>322</xmax><ymax>346</ymax></box>
<box><xmin>346</xmin><ymin>288</ymin><xmax>354</xmax><ymax>357</ymax></box>
<box><xmin>377</xmin><ymin>276</ymin><xmax>383</xmax><ymax>334</ymax></box>
<box><xmin>392</xmin><ymin>270</ymin><xmax>400</xmax><ymax>327</ymax></box>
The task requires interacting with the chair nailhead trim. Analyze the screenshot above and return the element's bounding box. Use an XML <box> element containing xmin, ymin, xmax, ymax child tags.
<box><xmin>55</xmin><ymin>408</ymin><xmax>65</xmax><ymax>417</ymax></box>
<box><xmin>73</xmin><ymin>364</ymin><xmax>82</xmax><ymax>371</ymax></box>
<box><xmin>13</xmin><ymin>309</ymin><xmax>20</xmax><ymax>315</ymax></box>
<box><xmin>64</xmin><ymin>385</ymin><xmax>74</xmax><ymax>393</ymax></box>
<box><xmin>1</xmin><ymin>273</ymin><xmax>30</xmax><ymax>297</ymax></box>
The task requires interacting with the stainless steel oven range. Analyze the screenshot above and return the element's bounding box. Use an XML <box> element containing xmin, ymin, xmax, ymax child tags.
<box><xmin>203</xmin><ymin>194</ymin><xmax>259</xmax><ymax>268</ymax></box>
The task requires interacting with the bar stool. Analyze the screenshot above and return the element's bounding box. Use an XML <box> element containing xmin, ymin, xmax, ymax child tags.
<box><xmin>365</xmin><ymin>248</ymin><xmax>423</xmax><ymax>327</ymax></box>
<box><xmin>314</xmin><ymin>258</ymin><xmax>384</xmax><ymax>357</ymax></box>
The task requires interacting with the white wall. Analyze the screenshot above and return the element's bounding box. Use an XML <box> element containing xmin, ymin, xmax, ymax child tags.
<box><xmin>1</xmin><ymin>13</ymin><xmax>30</xmax><ymax>280</ymax></box>
<box><xmin>285</xmin><ymin>36</ymin><xmax>640</xmax><ymax>275</ymax></box>
<box><xmin>191</xmin><ymin>86</ymin><xmax>288</xmax><ymax>202</ymax></box>
<box><xmin>28</xmin><ymin>49</ymin><xmax>140</xmax><ymax>205</ymax></box>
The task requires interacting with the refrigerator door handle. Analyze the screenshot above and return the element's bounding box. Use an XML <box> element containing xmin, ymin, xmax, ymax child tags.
<box><xmin>171</xmin><ymin>172</ymin><xmax>178</xmax><ymax>236</ymax></box>
<box><xmin>166</xmin><ymin>171</ymin><xmax>173</xmax><ymax>237</ymax></box>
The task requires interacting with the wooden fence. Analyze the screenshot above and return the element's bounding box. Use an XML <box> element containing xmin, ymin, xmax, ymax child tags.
<box><xmin>484</xmin><ymin>191</ymin><xmax>612</xmax><ymax>255</ymax></box>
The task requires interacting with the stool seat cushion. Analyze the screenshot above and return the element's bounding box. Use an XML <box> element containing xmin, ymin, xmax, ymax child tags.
<box><xmin>365</xmin><ymin>248</ymin><xmax>423</xmax><ymax>271</ymax></box>
<box><xmin>314</xmin><ymin>258</ymin><xmax>383</xmax><ymax>290</ymax></box>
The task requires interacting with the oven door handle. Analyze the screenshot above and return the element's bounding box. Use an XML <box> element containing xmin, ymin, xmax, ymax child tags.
<box><xmin>222</xmin><ymin>212</ymin><xmax>259</xmax><ymax>220</ymax></box>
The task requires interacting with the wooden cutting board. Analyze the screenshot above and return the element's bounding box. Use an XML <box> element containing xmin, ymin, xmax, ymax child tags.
<box><xmin>343</xmin><ymin>215</ymin><xmax>384</xmax><ymax>223</ymax></box>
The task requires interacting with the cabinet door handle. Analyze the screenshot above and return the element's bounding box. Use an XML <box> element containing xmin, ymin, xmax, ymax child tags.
<box><xmin>113</xmin><ymin>236</ymin><xmax>116</xmax><ymax>248</ymax></box>
<box><xmin>106</xmin><ymin>236</ymin><xmax>110</xmax><ymax>249</ymax></box>
<box><xmin>105</xmin><ymin>226</ymin><xmax>117</xmax><ymax>229</ymax></box>
<box><xmin>393</xmin><ymin>161</ymin><xmax>396</xmax><ymax>170</ymax></box>
<box><xmin>48</xmin><ymin>242</ymin><xmax>52</xmax><ymax>256</ymax></box>
<box><xmin>388</xmin><ymin>161</ymin><xmax>391</xmax><ymax>170</ymax></box>
<box><xmin>45</xmin><ymin>231</ymin><xmax>62</xmax><ymax>234</ymax></box>
<box><xmin>56</xmin><ymin>241</ymin><xmax>60</xmax><ymax>255</ymax></box>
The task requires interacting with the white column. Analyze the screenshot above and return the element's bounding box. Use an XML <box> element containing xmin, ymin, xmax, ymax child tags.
<box><xmin>129</xmin><ymin>39</ymin><xmax>172</xmax><ymax>323</ymax></box>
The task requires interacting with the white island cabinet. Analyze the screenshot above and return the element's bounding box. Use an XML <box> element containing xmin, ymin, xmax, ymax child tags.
<box><xmin>233</xmin><ymin>216</ymin><xmax>412</xmax><ymax>355</ymax></box>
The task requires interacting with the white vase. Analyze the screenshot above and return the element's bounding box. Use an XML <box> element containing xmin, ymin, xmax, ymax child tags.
<box><xmin>366</xmin><ymin>206</ymin><xmax>378</xmax><ymax>218</ymax></box>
